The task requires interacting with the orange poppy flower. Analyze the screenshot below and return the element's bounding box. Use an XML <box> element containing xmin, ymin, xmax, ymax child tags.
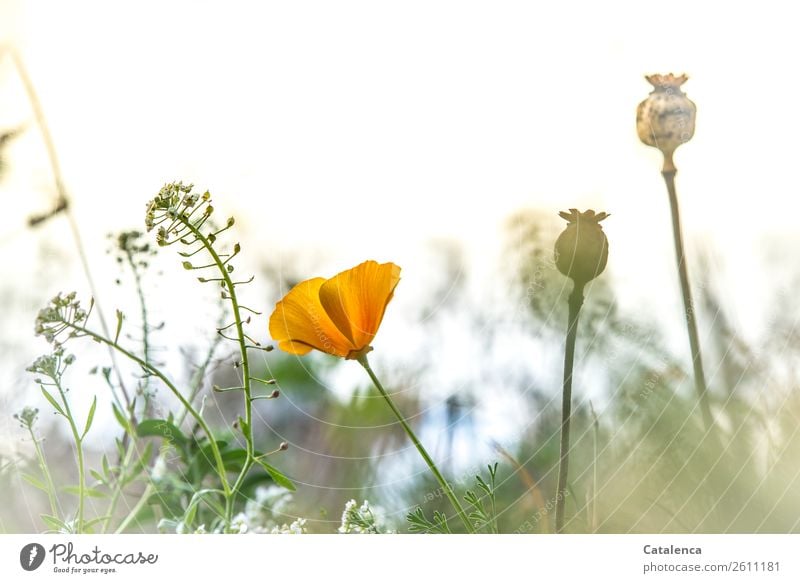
<box><xmin>269</xmin><ymin>260</ymin><xmax>401</xmax><ymax>359</ymax></box>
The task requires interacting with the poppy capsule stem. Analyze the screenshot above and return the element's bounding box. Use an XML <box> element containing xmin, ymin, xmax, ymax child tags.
<box><xmin>662</xmin><ymin>167</ymin><xmax>714</xmax><ymax>432</ymax></box>
<box><xmin>555</xmin><ymin>280</ymin><xmax>585</xmax><ymax>533</ymax></box>
<box><xmin>355</xmin><ymin>354</ymin><xmax>476</xmax><ymax>534</ymax></box>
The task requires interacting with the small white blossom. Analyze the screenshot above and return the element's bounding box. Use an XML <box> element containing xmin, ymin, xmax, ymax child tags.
<box><xmin>151</xmin><ymin>456</ymin><xmax>168</xmax><ymax>481</ymax></box>
<box><xmin>231</xmin><ymin>512</ymin><xmax>249</xmax><ymax>534</ymax></box>
<box><xmin>270</xmin><ymin>518</ymin><xmax>307</xmax><ymax>534</ymax></box>
<box><xmin>338</xmin><ymin>499</ymin><xmax>380</xmax><ymax>534</ymax></box>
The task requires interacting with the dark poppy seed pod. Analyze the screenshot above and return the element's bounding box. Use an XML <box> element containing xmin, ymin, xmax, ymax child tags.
<box><xmin>636</xmin><ymin>74</ymin><xmax>696</xmax><ymax>171</ymax></box>
<box><xmin>554</xmin><ymin>209</ymin><xmax>609</xmax><ymax>285</ymax></box>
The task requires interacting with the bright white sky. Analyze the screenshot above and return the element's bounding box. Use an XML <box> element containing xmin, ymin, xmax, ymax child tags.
<box><xmin>1</xmin><ymin>1</ymin><xmax>799</xmax><ymax>450</ymax></box>
<box><xmin>2</xmin><ymin>1</ymin><xmax>797</xmax><ymax>321</ymax></box>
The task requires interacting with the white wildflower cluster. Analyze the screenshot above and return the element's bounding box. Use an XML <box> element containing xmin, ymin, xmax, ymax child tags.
<box><xmin>338</xmin><ymin>499</ymin><xmax>387</xmax><ymax>534</ymax></box>
<box><xmin>163</xmin><ymin>487</ymin><xmax>309</xmax><ymax>535</ymax></box>
<box><xmin>229</xmin><ymin>485</ymin><xmax>308</xmax><ymax>534</ymax></box>
<box><xmin>230</xmin><ymin>513</ymin><xmax>250</xmax><ymax>534</ymax></box>
<box><xmin>269</xmin><ymin>518</ymin><xmax>307</xmax><ymax>534</ymax></box>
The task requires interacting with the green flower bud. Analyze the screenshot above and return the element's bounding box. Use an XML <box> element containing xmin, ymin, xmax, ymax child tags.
<box><xmin>636</xmin><ymin>74</ymin><xmax>696</xmax><ymax>170</ymax></box>
<box><xmin>554</xmin><ymin>209</ymin><xmax>609</xmax><ymax>285</ymax></box>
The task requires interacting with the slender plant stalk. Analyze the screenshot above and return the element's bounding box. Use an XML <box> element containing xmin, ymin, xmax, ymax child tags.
<box><xmin>100</xmin><ymin>245</ymin><xmax>155</xmax><ymax>533</ymax></box>
<box><xmin>67</xmin><ymin>323</ymin><xmax>231</xmax><ymax>499</ymax></box>
<box><xmin>555</xmin><ymin>281</ymin><xmax>585</xmax><ymax>533</ymax></box>
<box><xmin>181</xmin><ymin>221</ymin><xmax>255</xmax><ymax>529</ymax></box>
<box><xmin>356</xmin><ymin>354</ymin><xmax>475</xmax><ymax>533</ymax></box>
<box><xmin>588</xmin><ymin>401</ymin><xmax>599</xmax><ymax>533</ymax></box>
<box><xmin>110</xmin><ymin>325</ymin><xmax>223</xmax><ymax>533</ymax></box>
<box><xmin>490</xmin><ymin>471</ymin><xmax>499</xmax><ymax>534</ymax></box>
<box><xmin>114</xmin><ymin>485</ymin><xmax>153</xmax><ymax>534</ymax></box>
<box><xmin>123</xmin><ymin>244</ymin><xmax>154</xmax><ymax>409</ymax></box>
<box><xmin>1</xmin><ymin>46</ymin><xmax>134</xmax><ymax>417</ymax></box>
<box><xmin>53</xmin><ymin>377</ymin><xmax>86</xmax><ymax>533</ymax></box>
<box><xmin>661</xmin><ymin>153</ymin><xmax>713</xmax><ymax>431</ymax></box>
<box><xmin>26</xmin><ymin>426</ymin><xmax>60</xmax><ymax>518</ymax></box>
<box><xmin>101</xmin><ymin>443</ymin><xmax>138</xmax><ymax>534</ymax></box>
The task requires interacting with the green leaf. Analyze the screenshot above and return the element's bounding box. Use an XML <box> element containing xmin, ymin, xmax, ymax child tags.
<box><xmin>83</xmin><ymin>515</ymin><xmax>112</xmax><ymax>531</ymax></box>
<box><xmin>183</xmin><ymin>489</ymin><xmax>225</xmax><ymax>529</ymax></box>
<box><xmin>62</xmin><ymin>485</ymin><xmax>107</xmax><ymax>498</ymax></box>
<box><xmin>115</xmin><ymin>437</ymin><xmax>125</xmax><ymax>460</ymax></box>
<box><xmin>136</xmin><ymin>419</ymin><xmax>188</xmax><ymax>448</ymax></box>
<box><xmin>221</xmin><ymin>448</ymin><xmax>249</xmax><ymax>473</ymax></box>
<box><xmin>40</xmin><ymin>514</ymin><xmax>68</xmax><ymax>532</ymax></box>
<box><xmin>187</xmin><ymin>440</ymin><xmax>229</xmax><ymax>480</ymax></box>
<box><xmin>256</xmin><ymin>460</ymin><xmax>295</xmax><ymax>491</ymax></box>
<box><xmin>89</xmin><ymin>469</ymin><xmax>107</xmax><ymax>485</ymax></box>
<box><xmin>114</xmin><ymin>309</ymin><xmax>124</xmax><ymax>344</ymax></box>
<box><xmin>21</xmin><ymin>473</ymin><xmax>48</xmax><ymax>492</ymax></box>
<box><xmin>81</xmin><ymin>396</ymin><xmax>97</xmax><ymax>440</ymax></box>
<box><xmin>111</xmin><ymin>403</ymin><xmax>131</xmax><ymax>434</ymax></box>
<box><xmin>102</xmin><ymin>454</ymin><xmax>112</xmax><ymax>480</ymax></box>
<box><xmin>40</xmin><ymin>386</ymin><xmax>65</xmax><ymax>416</ymax></box>
<box><xmin>123</xmin><ymin>442</ymin><xmax>154</xmax><ymax>485</ymax></box>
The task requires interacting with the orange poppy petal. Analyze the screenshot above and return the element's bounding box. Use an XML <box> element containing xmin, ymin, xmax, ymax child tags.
<box><xmin>269</xmin><ymin>277</ymin><xmax>356</xmax><ymax>357</ymax></box>
<box><xmin>318</xmin><ymin>260</ymin><xmax>401</xmax><ymax>351</ymax></box>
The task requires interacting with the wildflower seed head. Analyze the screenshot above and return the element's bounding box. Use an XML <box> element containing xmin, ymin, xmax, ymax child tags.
<box><xmin>14</xmin><ymin>406</ymin><xmax>40</xmax><ymax>429</ymax></box>
<box><xmin>637</xmin><ymin>73</ymin><xmax>696</xmax><ymax>165</ymax></box>
<box><xmin>145</xmin><ymin>182</ymin><xmax>198</xmax><ymax>243</ymax></box>
<box><xmin>34</xmin><ymin>293</ymin><xmax>89</xmax><ymax>346</ymax></box>
<box><xmin>270</xmin><ymin>517</ymin><xmax>307</xmax><ymax>534</ymax></box>
<box><xmin>27</xmin><ymin>345</ymin><xmax>74</xmax><ymax>380</ymax></box>
<box><xmin>554</xmin><ymin>209</ymin><xmax>609</xmax><ymax>286</ymax></box>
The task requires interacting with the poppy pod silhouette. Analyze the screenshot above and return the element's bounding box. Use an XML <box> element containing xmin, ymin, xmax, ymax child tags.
<box><xmin>554</xmin><ymin>209</ymin><xmax>609</xmax><ymax>287</ymax></box>
<box><xmin>270</xmin><ymin>260</ymin><xmax>474</xmax><ymax>532</ymax></box>
<box><xmin>553</xmin><ymin>209</ymin><xmax>609</xmax><ymax>533</ymax></box>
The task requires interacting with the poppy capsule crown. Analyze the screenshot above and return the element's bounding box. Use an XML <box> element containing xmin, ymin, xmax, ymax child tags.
<box><xmin>554</xmin><ymin>209</ymin><xmax>609</xmax><ymax>285</ymax></box>
<box><xmin>636</xmin><ymin>73</ymin><xmax>696</xmax><ymax>159</ymax></box>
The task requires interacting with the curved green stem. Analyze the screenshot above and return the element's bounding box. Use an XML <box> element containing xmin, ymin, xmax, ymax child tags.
<box><xmin>111</xmin><ymin>325</ymin><xmax>223</xmax><ymax>533</ymax></box>
<box><xmin>114</xmin><ymin>483</ymin><xmax>154</xmax><ymax>534</ymax></box>
<box><xmin>356</xmin><ymin>354</ymin><xmax>475</xmax><ymax>533</ymax></box>
<box><xmin>124</xmin><ymin>245</ymin><xmax>153</xmax><ymax>410</ymax></box>
<box><xmin>68</xmin><ymin>324</ymin><xmax>231</xmax><ymax>499</ymax></box>
<box><xmin>181</xmin><ymin>221</ymin><xmax>254</xmax><ymax>528</ymax></box>
<box><xmin>54</xmin><ymin>377</ymin><xmax>86</xmax><ymax>533</ymax></box>
<box><xmin>555</xmin><ymin>281</ymin><xmax>584</xmax><ymax>533</ymax></box>
<box><xmin>27</xmin><ymin>426</ymin><xmax>60</xmax><ymax>518</ymax></box>
<box><xmin>101</xmin><ymin>442</ymin><xmax>137</xmax><ymax>533</ymax></box>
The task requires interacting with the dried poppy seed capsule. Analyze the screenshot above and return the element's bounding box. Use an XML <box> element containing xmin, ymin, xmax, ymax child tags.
<box><xmin>636</xmin><ymin>74</ymin><xmax>696</xmax><ymax>170</ymax></box>
<box><xmin>554</xmin><ymin>209</ymin><xmax>609</xmax><ymax>285</ymax></box>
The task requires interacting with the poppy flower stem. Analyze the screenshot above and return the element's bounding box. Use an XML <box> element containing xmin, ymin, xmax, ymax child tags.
<box><xmin>662</xmin><ymin>164</ymin><xmax>714</xmax><ymax>432</ymax></box>
<box><xmin>356</xmin><ymin>354</ymin><xmax>475</xmax><ymax>533</ymax></box>
<box><xmin>555</xmin><ymin>280</ymin><xmax>585</xmax><ymax>533</ymax></box>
